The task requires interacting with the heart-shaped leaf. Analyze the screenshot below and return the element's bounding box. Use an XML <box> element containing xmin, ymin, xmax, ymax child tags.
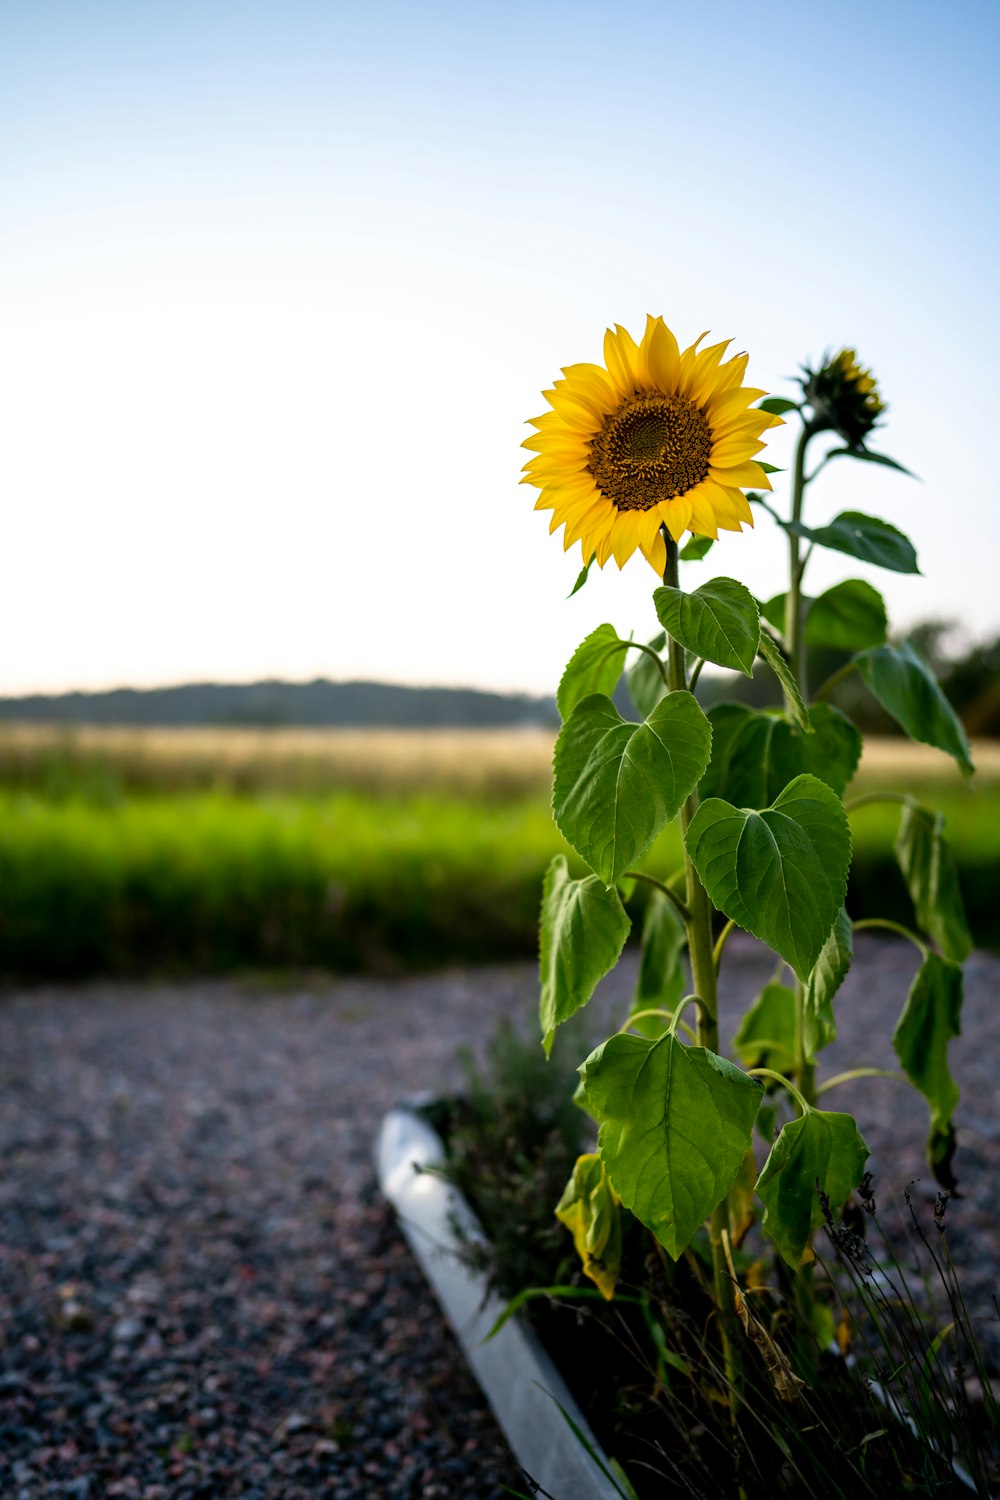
<box><xmin>805</xmin><ymin>579</ymin><xmax>888</xmax><ymax>650</ymax></box>
<box><xmin>555</xmin><ymin>1152</ymin><xmax>622</xmax><ymax>1300</ymax></box>
<box><xmin>580</xmin><ymin>1032</ymin><xmax>762</xmax><ymax>1258</ymax></box>
<box><xmin>756</xmin><ymin>1108</ymin><xmax>870</xmax><ymax>1267</ymax></box>
<box><xmin>557</xmin><ymin>624</ymin><xmax>628</xmax><ymax>721</ymax></box>
<box><xmin>700</xmin><ymin>702</ymin><xmax>861</xmax><ymax>808</ymax></box>
<box><xmin>856</xmin><ymin>639</ymin><xmax>974</xmax><ymax>776</ymax></box>
<box><xmin>685</xmin><ymin>773</ymin><xmax>852</xmax><ymax>980</ymax></box>
<box><xmin>802</xmin><ymin>907</ymin><xmax>852</xmax><ymax>1059</ymax></box>
<box><xmin>791</xmin><ymin>510</ymin><xmax>919</xmax><ymax>574</ymax></box>
<box><xmin>539</xmin><ymin>855</ymin><xmax>631</xmax><ymax>1055</ymax></box>
<box><xmin>680</xmin><ymin>534</ymin><xmax>715</xmax><ymax>561</ymax></box>
<box><xmin>654</xmin><ymin>578</ymin><xmax>761</xmax><ymax>677</ymax></box>
<box><xmin>553</xmin><ymin>691</ymin><xmax>712</xmax><ymax>885</ymax></box>
<box><xmin>895</xmin><ymin>805</ymin><xmax>973</xmax><ymax>963</ymax></box>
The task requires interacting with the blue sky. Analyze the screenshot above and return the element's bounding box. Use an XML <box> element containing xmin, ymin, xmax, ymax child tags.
<box><xmin>2</xmin><ymin>0</ymin><xmax>998</xmax><ymax>694</ymax></box>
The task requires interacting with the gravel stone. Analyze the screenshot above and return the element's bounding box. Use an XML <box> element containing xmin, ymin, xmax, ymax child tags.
<box><xmin>1</xmin><ymin>938</ymin><xmax>997</xmax><ymax>1496</ymax></box>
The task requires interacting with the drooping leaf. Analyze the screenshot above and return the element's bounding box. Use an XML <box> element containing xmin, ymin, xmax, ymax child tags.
<box><xmin>802</xmin><ymin>907</ymin><xmax>852</xmax><ymax>1059</ymax></box>
<box><xmin>654</xmin><ymin>577</ymin><xmax>761</xmax><ymax>677</ymax></box>
<box><xmin>557</xmin><ymin>624</ymin><xmax>628</xmax><ymax>721</ymax></box>
<box><xmin>555</xmin><ymin>1153</ymin><xmax>622</xmax><ymax>1300</ymax></box>
<box><xmin>791</xmin><ymin>510</ymin><xmax>919</xmax><ymax>575</ymax></box>
<box><xmin>685</xmin><ymin>774</ymin><xmax>852</xmax><ymax>981</ymax></box>
<box><xmin>892</xmin><ymin>952</ymin><xmax>963</xmax><ymax>1167</ymax></box>
<box><xmin>894</xmin><ymin>804</ymin><xmax>973</xmax><ymax>962</ymax></box>
<box><xmin>825</xmin><ymin>446</ymin><xmax>916</xmax><ymax>478</ymax></box>
<box><xmin>553</xmin><ymin>691</ymin><xmax>712</xmax><ymax>886</ymax></box>
<box><xmin>567</xmin><ymin>552</ymin><xmax>597</xmax><ymax>598</ymax></box>
<box><xmin>700</xmin><ymin>702</ymin><xmax>861</xmax><ymax>808</ymax></box>
<box><xmin>680</xmin><ymin>534</ymin><xmax>715</xmax><ymax>562</ymax></box>
<box><xmin>629</xmin><ymin>889</ymin><xmax>688</xmax><ymax>1037</ymax></box>
<box><xmin>856</xmin><ymin>639</ymin><xmax>974</xmax><ymax>776</ymax></box>
<box><xmin>756</xmin><ymin>1109</ymin><xmax>870</xmax><ymax>1267</ymax></box>
<box><xmin>732</xmin><ymin>983</ymin><xmax>797</xmax><ymax>1071</ymax></box>
<box><xmin>580</xmin><ymin>1032</ymin><xmax>762</xmax><ymax>1258</ymax></box>
<box><xmin>805</xmin><ymin>579</ymin><xmax>888</xmax><ymax>651</ymax></box>
<box><xmin>539</xmin><ymin>856</ymin><xmax>631</xmax><ymax>1055</ymax></box>
<box><xmin>756</xmin><ymin>632</ymin><xmax>810</xmax><ymax>732</ymax></box>
<box><xmin>757</xmin><ymin>396</ymin><xmax>800</xmax><ymax>416</ymax></box>
<box><xmin>626</xmin><ymin>631</ymin><xmax>668</xmax><ymax>719</ymax></box>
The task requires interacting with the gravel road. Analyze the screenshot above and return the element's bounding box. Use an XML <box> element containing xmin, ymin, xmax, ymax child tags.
<box><xmin>1</xmin><ymin>937</ymin><xmax>997</xmax><ymax>1498</ymax></box>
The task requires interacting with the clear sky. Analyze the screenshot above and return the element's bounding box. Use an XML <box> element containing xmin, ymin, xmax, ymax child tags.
<box><xmin>2</xmin><ymin>0</ymin><xmax>998</xmax><ymax>696</ymax></box>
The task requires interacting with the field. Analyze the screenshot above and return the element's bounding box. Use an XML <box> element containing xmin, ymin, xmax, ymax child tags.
<box><xmin>0</xmin><ymin>725</ymin><xmax>997</xmax><ymax>977</ymax></box>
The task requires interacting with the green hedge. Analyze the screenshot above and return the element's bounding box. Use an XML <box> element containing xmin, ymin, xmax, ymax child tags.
<box><xmin>0</xmin><ymin>788</ymin><xmax>996</xmax><ymax>978</ymax></box>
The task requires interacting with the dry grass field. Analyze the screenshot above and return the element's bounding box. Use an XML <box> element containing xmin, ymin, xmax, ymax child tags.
<box><xmin>0</xmin><ymin>721</ymin><xmax>996</xmax><ymax>799</ymax></box>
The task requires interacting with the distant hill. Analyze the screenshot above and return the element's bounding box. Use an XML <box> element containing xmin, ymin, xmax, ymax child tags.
<box><xmin>0</xmin><ymin>679</ymin><xmax>560</xmax><ymax>729</ymax></box>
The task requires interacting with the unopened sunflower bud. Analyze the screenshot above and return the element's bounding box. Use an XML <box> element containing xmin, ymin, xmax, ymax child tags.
<box><xmin>800</xmin><ymin>346</ymin><xmax>885</xmax><ymax>447</ymax></box>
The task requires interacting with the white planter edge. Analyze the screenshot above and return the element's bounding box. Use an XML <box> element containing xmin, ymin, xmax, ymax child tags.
<box><xmin>375</xmin><ymin>1102</ymin><xmax>621</xmax><ymax>1500</ymax></box>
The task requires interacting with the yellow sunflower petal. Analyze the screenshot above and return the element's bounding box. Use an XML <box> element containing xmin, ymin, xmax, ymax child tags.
<box><xmin>639</xmin><ymin>315</ymin><xmax>681</xmax><ymax>391</ymax></box>
<box><xmin>686</xmin><ymin>340</ymin><xmax>733</xmax><ymax>405</ymax></box>
<box><xmin>544</xmin><ymin>386</ymin><xmax>601</xmax><ymax>431</ymax></box>
<box><xmin>609</xmin><ymin>512</ymin><xmax>642</xmax><ymax>568</ymax></box>
<box><xmin>640</xmin><ymin>530</ymin><xmax>667</xmax><ymax>576</ymax></box>
<box><xmin>661</xmin><ymin>495</ymin><xmax>693</xmax><ymax>541</ymax></box>
<box><xmin>710</xmin><ymin>435</ymin><xmax>766</xmax><ymax>466</ymax></box>
<box><xmin>709</xmin><ymin>461</ymin><xmax>770</xmax><ymax>491</ymax></box>
<box><xmin>603</xmin><ymin>325</ymin><xmax>640</xmax><ymax>398</ymax></box>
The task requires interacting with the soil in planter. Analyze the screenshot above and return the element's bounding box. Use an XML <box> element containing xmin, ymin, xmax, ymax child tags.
<box><xmin>431</xmin><ymin>1022</ymin><xmax>999</xmax><ymax>1500</ymax></box>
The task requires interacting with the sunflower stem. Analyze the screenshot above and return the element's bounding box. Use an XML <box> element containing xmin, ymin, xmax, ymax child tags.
<box><xmin>783</xmin><ymin>417</ymin><xmax>818</xmax><ymax>1107</ymax></box>
<box><xmin>662</xmin><ymin>528</ymin><xmax>743</xmax><ymax>1410</ymax></box>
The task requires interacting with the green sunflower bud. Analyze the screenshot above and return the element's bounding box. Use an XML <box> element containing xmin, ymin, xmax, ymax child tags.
<box><xmin>800</xmin><ymin>346</ymin><xmax>885</xmax><ymax>447</ymax></box>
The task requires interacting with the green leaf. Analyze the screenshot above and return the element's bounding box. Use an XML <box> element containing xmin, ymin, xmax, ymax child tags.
<box><xmin>856</xmin><ymin>639</ymin><xmax>974</xmax><ymax>776</ymax></box>
<box><xmin>685</xmin><ymin>774</ymin><xmax>852</xmax><ymax>981</ymax></box>
<box><xmin>679</xmin><ymin>534</ymin><xmax>715</xmax><ymax>562</ymax></box>
<box><xmin>825</xmin><ymin>446</ymin><xmax>916</xmax><ymax>478</ymax></box>
<box><xmin>732</xmin><ymin>982</ymin><xmax>797</xmax><ymax>1071</ymax></box>
<box><xmin>756</xmin><ymin>1108</ymin><xmax>870</xmax><ymax>1267</ymax></box>
<box><xmin>580</xmin><ymin>1032</ymin><xmax>762</xmax><ymax>1258</ymax></box>
<box><xmin>539</xmin><ymin>856</ymin><xmax>631</xmax><ymax>1055</ymax></box>
<box><xmin>756</xmin><ymin>632</ymin><xmax>810</xmax><ymax>732</ymax></box>
<box><xmin>893</xmin><ymin>952</ymin><xmax>963</xmax><ymax>1155</ymax></box>
<box><xmin>802</xmin><ymin>907</ymin><xmax>852</xmax><ymax>1059</ymax></box>
<box><xmin>555</xmin><ymin>1152</ymin><xmax>622</xmax><ymax>1300</ymax></box>
<box><xmin>793</xmin><ymin>510</ymin><xmax>919</xmax><ymax>575</ymax></box>
<box><xmin>757</xmin><ymin>461</ymin><xmax>784</xmax><ymax>474</ymax></box>
<box><xmin>805</xmin><ymin>579</ymin><xmax>888</xmax><ymax>651</ymax></box>
<box><xmin>553</xmin><ymin>691</ymin><xmax>712</xmax><ymax>886</ymax></box>
<box><xmin>629</xmin><ymin>889</ymin><xmax>688</xmax><ymax>1036</ymax></box>
<box><xmin>757</xmin><ymin>396</ymin><xmax>800</xmax><ymax>416</ymax></box>
<box><xmin>895</xmin><ymin>804</ymin><xmax>973</xmax><ymax>963</ymax></box>
<box><xmin>654</xmin><ymin>577</ymin><xmax>760</xmax><ymax>677</ymax></box>
<box><xmin>700</xmin><ymin>702</ymin><xmax>861</xmax><ymax>808</ymax></box>
<box><xmin>557</xmin><ymin>624</ymin><xmax>628</xmax><ymax>721</ymax></box>
<box><xmin>626</xmin><ymin>632</ymin><xmax>668</xmax><ymax>719</ymax></box>
<box><xmin>567</xmin><ymin>552</ymin><xmax>596</xmax><ymax>598</ymax></box>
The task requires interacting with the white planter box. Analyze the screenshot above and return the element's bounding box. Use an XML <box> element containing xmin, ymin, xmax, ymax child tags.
<box><xmin>375</xmin><ymin>1103</ymin><xmax>621</xmax><ymax>1500</ymax></box>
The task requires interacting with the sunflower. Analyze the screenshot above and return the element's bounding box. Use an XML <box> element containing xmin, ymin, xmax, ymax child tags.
<box><xmin>522</xmin><ymin>316</ymin><xmax>782</xmax><ymax>574</ymax></box>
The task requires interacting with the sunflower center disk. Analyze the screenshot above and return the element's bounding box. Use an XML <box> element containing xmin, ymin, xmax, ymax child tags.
<box><xmin>589</xmin><ymin>391</ymin><xmax>713</xmax><ymax>512</ymax></box>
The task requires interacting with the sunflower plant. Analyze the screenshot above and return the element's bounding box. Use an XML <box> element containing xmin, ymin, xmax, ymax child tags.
<box><xmin>523</xmin><ymin>319</ymin><xmax>973</xmax><ymax>1376</ymax></box>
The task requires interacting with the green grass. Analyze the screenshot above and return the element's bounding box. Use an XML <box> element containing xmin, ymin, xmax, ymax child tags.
<box><xmin>0</xmin><ymin>767</ymin><xmax>997</xmax><ymax>977</ymax></box>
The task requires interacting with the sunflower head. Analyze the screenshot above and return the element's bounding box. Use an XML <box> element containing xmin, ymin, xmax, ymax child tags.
<box><xmin>801</xmin><ymin>347</ymin><xmax>885</xmax><ymax>447</ymax></box>
<box><xmin>522</xmin><ymin>315</ymin><xmax>781</xmax><ymax>575</ymax></box>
